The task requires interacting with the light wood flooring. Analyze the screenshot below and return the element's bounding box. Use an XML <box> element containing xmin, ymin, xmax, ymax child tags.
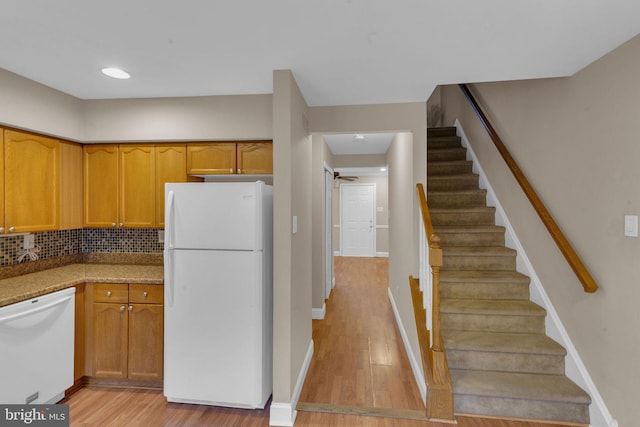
<box><xmin>64</xmin><ymin>256</ymin><xmax>580</xmax><ymax>426</ymax></box>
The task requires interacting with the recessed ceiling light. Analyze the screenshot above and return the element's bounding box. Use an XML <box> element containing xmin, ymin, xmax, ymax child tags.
<box><xmin>380</xmin><ymin>167</ymin><xmax>387</xmax><ymax>172</ymax></box>
<box><xmin>101</xmin><ymin>67</ymin><xmax>131</xmax><ymax>79</ymax></box>
<box><xmin>354</xmin><ymin>134</ymin><xmax>365</xmax><ymax>141</ymax></box>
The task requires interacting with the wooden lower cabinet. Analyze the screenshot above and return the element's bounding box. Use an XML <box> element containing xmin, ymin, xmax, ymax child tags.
<box><xmin>90</xmin><ymin>283</ymin><xmax>163</xmax><ymax>382</ymax></box>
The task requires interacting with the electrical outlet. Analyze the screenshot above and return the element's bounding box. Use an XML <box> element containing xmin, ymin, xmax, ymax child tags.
<box><xmin>23</xmin><ymin>233</ymin><xmax>35</xmax><ymax>249</ymax></box>
<box><xmin>158</xmin><ymin>230</ymin><xmax>165</xmax><ymax>243</ymax></box>
<box><xmin>624</xmin><ymin>215</ymin><xmax>638</xmax><ymax>237</ymax></box>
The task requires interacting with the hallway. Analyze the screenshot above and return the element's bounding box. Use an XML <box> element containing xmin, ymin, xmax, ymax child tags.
<box><xmin>298</xmin><ymin>256</ymin><xmax>424</xmax><ymax>414</ymax></box>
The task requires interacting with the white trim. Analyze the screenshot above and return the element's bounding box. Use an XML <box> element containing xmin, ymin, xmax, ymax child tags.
<box><xmin>455</xmin><ymin>119</ymin><xmax>617</xmax><ymax>427</ymax></box>
<box><xmin>388</xmin><ymin>287</ymin><xmax>427</xmax><ymax>403</ymax></box>
<box><xmin>269</xmin><ymin>340</ymin><xmax>314</xmax><ymax>426</ymax></box>
<box><xmin>312</xmin><ymin>303</ymin><xmax>326</xmax><ymax>320</ymax></box>
<box><xmin>375</xmin><ymin>224</ymin><xmax>389</xmax><ymax>229</ymax></box>
<box><xmin>333</xmin><ymin>250</ymin><xmax>341</xmax><ymax>256</ymax></box>
<box><xmin>375</xmin><ymin>252</ymin><xmax>389</xmax><ymax>258</ymax></box>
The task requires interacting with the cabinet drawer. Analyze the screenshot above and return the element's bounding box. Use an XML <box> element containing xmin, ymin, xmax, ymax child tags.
<box><xmin>129</xmin><ymin>284</ymin><xmax>163</xmax><ymax>304</ymax></box>
<box><xmin>93</xmin><ymin>283</ymin><xmax>129</xmax><ymax>303</ymax></box>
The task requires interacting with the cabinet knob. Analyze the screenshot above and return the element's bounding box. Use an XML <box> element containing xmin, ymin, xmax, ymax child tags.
<box><xmin>9</xmin><ymin>227</ymin><xmax>16</xmax><ymax>233</ymax></box>
<box><xmin>119</xmin><ymin>223</ymin><xmax>124</xmax><ymax>228</ymax></box>
<box><xmin>0</xmin><ymin>227</ymin><xmax>4</xmax><ymax>233</ymax></box>
<box><xmin>128</xmin><ymin>305</ymin><xmax>133</xmax><ymax>312</ymax></box>
<box><xmin>238</xmin><ymin>168</ymin><xmax>242</xmax><ymax>174</ymax></box>
<box><xmin>106</xmin><ymin>291</ymin><xmax>112</xmax><ymax>297</ymax></box>
<box><xmin>143</xmin><ymin>291</ymin><xmax>148</xmax><ymax>298</ymax></box>
<box><xmin>111</xmin><ymin>223</ymin><xmax>116</xmax><ymax>227</ymax></box>
<box><xmin>119</xmin><ymin>305</ymin><xmax>126</xmax><ymax>312</ymax></box>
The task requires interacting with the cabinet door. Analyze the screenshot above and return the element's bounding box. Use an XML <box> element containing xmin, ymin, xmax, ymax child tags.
<box><xmin>128</xmin><ymin>303</ymin><xmax>163</xmax><ymax>380</ymax></box>
<box><xmin>84</xmin><ymin>145</ymin><xmax>119</xmax><ymax>227</ymax></box>
<box><xmin>119</xmin><ymin>144</ymin><xmax>155</xmax><ymax>228</ymax></box>
<box><xmin>187</xmin><ymin>143</ymin><xmax>236</xmax><ymax>175</ymax></box>
<box><xmin>92</xmin><ymin>302</ymin><xmax>128</xmax><ymax>378</ymax></box>
<box><xmin>60</xmin><ymin>141</ymin><xmax>83</xmax><ymax>229</ymax></box>
<box><xmin>237</xmin><ymin>141</ymin><xmax>273</xmax><ymax>174</ymax></box>
<box><xmin>74</xmin><ymin>284</ymin><xmax>85</xmax><ymax>383</ymax></box>
<box><xmin>4</xmin><ymin>130</ymin><xmax>60</xmax><ymax>232</ymax></box>
<box><xmin>155</xmin><ymin>144</ymin><xmax>186</xmax><ymax>227</ymax></box>
<box><xmin>0</xmin><ymin>130</ymin><xmax>4</xmax><ymax>233</ymax></box>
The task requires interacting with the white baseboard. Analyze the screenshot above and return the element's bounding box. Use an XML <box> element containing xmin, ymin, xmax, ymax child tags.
<box><xmin>269</xmin><ymin>340</ymin><xmax>314</xmax><ymax>426</ymax></box>
<box><xmin>375</xmin><ymin>252</ymin><xmax>389</xmax><ymax>258</ymax></box>
<box><xmin>455</xmin><ymin>119</ymin><xmax>617</xmax><ymax>427</ymax></box>
<box><xmin>387</xmin><ymin>287</ymin><xmax>427</xmax><ymax>403</ymax></box>
<box><xmin>312</xmin><ymin>303</ymin><xmax>326</xmax><ymax>320</ymax></box>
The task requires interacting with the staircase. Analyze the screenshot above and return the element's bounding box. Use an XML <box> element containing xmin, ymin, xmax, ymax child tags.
<box><xmin>426</xmin><ymin>127</ymin><xmax>591</xmax><ymax>424</ymax></box>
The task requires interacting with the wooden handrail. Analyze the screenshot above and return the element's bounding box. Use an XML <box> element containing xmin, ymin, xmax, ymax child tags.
<box><xmin>411</xmin><ymin>183</ymin><xmax>454</xmax><ymax>421</ymax></box>
<box><xmin>459</xmin><ymin>84</ymin><xmax>599</xmax><ymax>294</ymax></box>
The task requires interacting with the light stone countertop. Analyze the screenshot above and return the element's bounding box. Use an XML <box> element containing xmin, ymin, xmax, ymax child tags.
<box><xmin>0</xmin><ymin>264</ymin><xmax>163</xmax><ymax>307</ymax></box>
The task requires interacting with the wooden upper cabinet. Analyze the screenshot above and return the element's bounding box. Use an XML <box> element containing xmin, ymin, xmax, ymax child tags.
<box><xmin>120</xmin><ymin>144</ymin><xmax>155</xmax><ymax>228</ymax></box>
<box><xmin>155</xmin><ymin>144</ymin><xmax>186</xmax><ymax>227</ymax></box>
<box><xmin>60</xmin><ymin>141</ymin><xmax>83</xmax><ymax>230</ymax></box>
<box><xmin>187</xmin><ymin>143</ymin><xmax>236</xmax><ymax>175</ymax></box>
<box><xmin>237</xmin><ymin>141</ymin><xmax>273</xmax><ymax>174</ymax></box>
<box><xmin>0</xmin><ymin>131</ymin><xmax>4</xmax><ymax>233</ymax></box>
<box><xmin>4</xmin><ymin>130</ymin><xmax>60</xmax><ymax>233</ymax></box>
<box><xmin>84</xmin><ymin>145</ymin><xmax>119</xmax><ymax>227</ymax></box>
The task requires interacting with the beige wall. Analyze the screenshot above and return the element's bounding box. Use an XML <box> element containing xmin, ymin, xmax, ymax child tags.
<box><xmin>440</xmin><ymin>33</ymin><xmax>640</xmax><ymax>427</ymax></box>
<box><xmin>0</xmin><ymin>68</ymin><xmax>83</xmax><ymax>140</ymax></box>
<box><xmin>272</xmin><ymin>70</ymin><xmax>313</xmax><ymax>410</ymax></box>
<box><xmin>82</xmin><ymin>95</ymin><xmax>272</xmax><ymax>142</ymax></box>
<box><xmin>332</xmin><ymin>153</ymin><xmax>387</xmax><ymax>168</ymax></box>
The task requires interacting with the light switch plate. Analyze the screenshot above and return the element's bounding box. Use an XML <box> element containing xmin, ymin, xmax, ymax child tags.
<box><xmin>158</xmin><ymin>230</ymin><xmax>165</xmax><ymax>243</ymax></box>
<box><xmin>292</xmin><ymin>216</ymin><xmax>298</xmax><ymax>234</ymax></box>
<box><xmin>624</xmin><ymin>215</ymin><xmax>638</xmax><ymax>237</ymax></box>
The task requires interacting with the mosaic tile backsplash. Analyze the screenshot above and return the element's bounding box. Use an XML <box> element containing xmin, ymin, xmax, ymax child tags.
<box><xmin>0</xmin><ymin>228</ymin><xmax>163</xmax><ymax>267</ymax></box>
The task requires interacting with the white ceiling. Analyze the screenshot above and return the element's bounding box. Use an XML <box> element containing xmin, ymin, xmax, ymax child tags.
<box><xmin>324</xmin><ymin>133</ymin><xmax>394</xmax><ymax>155</ymax></box>
<box><xmin>0</xmin><ymin>1</ymin><xmax>638</xmax><ymax>107</ymax></box>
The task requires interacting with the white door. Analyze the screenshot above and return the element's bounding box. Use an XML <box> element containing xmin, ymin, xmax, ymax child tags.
<box><xmin>325</xmin><ymin>169</ymin><xmax>334</xmax><ymax>298</ymax></box>
<box><xmin>340</xmin><ymin>183</ymin><xmax>375</xmax><ymax>257</ymax></box>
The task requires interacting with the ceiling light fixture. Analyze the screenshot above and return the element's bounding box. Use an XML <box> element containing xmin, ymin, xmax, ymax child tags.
<box><xmin>354</xmin><ymin>134</ymin><xmax>365</xmax><ymax>141</ymax></box>
<box><xmin>380</xmin><ymin>167</ymin><xmax>387</xmax><ymax>172</ymax></box>
<box><xmin>101</xmin><ymin>67</ymin><xmax>131</xmax><ymax>79</ymax></box>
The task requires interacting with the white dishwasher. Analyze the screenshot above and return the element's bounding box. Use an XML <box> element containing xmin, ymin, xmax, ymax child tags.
<box><xmin>0</xmin><ymin>287</ymin><xmax>75</xmax><ymax>404</ymax></box>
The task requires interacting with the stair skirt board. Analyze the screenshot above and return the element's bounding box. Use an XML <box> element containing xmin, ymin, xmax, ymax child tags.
<box><xmin>443</xmin><ymin>120</ymin><xmax>617</xmax><ymax>427</ymax></box>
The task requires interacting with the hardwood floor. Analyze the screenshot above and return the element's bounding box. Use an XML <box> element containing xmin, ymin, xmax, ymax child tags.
<box><xmin>64</xmin><ymin>256</ymin><xmax>582</xmax><ymax>426</ymax></box>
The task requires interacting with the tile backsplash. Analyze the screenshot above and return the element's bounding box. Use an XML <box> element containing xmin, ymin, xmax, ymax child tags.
<box><xmin>0</xmin><ymin>228</ymin><xmax>163</xmax><ymax>267</ymax></box>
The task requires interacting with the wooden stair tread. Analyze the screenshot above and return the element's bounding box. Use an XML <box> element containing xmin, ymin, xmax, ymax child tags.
<box><xmin>441</xmin><ymin>298</ymin><xmax>546</xmax><ymax>316</ymax></box>
<box><xmin>450</xmin><ymin>369</ymin><xmax>591</xmax><ymax>404</ymax></box>
<box><xmin>443</xmin><ymin>330</ymin><xmax>566</xmax><ymax>356</ymax></box>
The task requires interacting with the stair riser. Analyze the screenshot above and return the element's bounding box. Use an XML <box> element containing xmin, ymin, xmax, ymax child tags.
<box><xmin>443</xmin><ymin>255</ymin><xmax>516</xmax><ymax>271</ymax></box>
<box><xmin>427</xmin><ymin>177</ymin><xmax>480</xmax><ymax>191</ymax></box>
<box><xmin>429</xmin><ymin>148</ymin><xmax>467</xmax><ymax>162</ymax></box>
<box><xmin>428</xmin><ymin>162</ymin><xmax>473</xmax><ymax>176</ymax></box>
<box><xmin>437</xmin><ymin>232</ymin><xmax>505</xmax><ymax>247</ymax></box>
<box><xmin>442</xmin><ymin>314</ymin><xmax>545</xmax><ymax>334</ymax></box>
<box><xmin>431</xmin><ymin>211</ymin><xmax>495</xmax><ymax>226</ymax></box>
<box><xmin>428</xmin><ymin>127</ymin><xmax>457</xmax><ymax>138</ymax></box>
<box><xmin>428</xmin><ymin>193</ymin><xmax>487</xmax><ymax>208</ymax></box>
<box><xmin>453</xmin><ymin>395</ymin><xmax>589</xmax><ymax>425</ymax></box>
<box><xmin>440</xmin><ymin>282</ymin><xmax>529</xmax><ymax>300</ymax></box>
<box><xmin>447</xmin><ymin>350</ymin><xmax>565</xmax><ymax>375</ymax></box>
<box><xmin>427</xmin><ymin>138</ymin><xmax>462</xmax><ymax>149</ymax></box>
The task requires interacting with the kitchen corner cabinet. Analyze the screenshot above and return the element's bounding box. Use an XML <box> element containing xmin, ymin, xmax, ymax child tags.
<box><xmin>186</xmin><ymin>141</ymin><xmax>273</xmax><ymax>175</ymax></box>
<box><xmin>90</xmin><ymin>283</ymin><xmax>163</xmax><ymax>381</ymax></box>
<box><xmin>60</xmin><ymin>141</ymin><xmax>84</xmax><ymax>230</ymax></box>
<box><xmin>3</xmin><ymin>129</ymin><xmax>60</xmax><ymax>233</ymax></box>
<box><xmin>84</xmin><ymin>144</ymin><xmax>156</xmax><ymax>228</ymax></box>
<box><xmin>155</xmin><ymin>144</ymin><xmax>187</xmax><ymax>227</ymax></box>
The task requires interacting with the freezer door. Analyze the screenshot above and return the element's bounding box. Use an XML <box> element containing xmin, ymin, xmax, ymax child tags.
<box><xmin>165</xmin><ymin>182</ymin><xmax>264</xmax><ymax>251</ymax></box>
<box><xmin>164</xmin><ymin>249</ymin><xmax>271</xmax><ymax>408</ymax></box>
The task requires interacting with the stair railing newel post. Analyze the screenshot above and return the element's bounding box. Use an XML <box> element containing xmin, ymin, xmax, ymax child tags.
<box><xmin>412</xmin><ymin>183</ymin><xmax>455</xmax><ymax>421</ymax></box>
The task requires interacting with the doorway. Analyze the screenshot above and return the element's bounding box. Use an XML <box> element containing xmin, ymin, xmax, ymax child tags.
<box><xmin>340</xmin><ymin>183</ymin><xmax>376</xmax><ymax>257</ymax></box>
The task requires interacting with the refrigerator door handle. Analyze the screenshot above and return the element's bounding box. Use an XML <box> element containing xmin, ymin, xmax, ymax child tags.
<box><xmin>166</xmin><ymin>190</ymin><xmax>175</xmax><ymax>249</ymax></box>
<box><xmin>165</xmin><ymin>249</ymin><xmax>175</xmax><ymax>308</ymax></box>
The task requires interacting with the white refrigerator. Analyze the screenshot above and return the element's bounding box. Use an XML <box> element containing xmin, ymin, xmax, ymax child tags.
<box><xmin>163</xmin><ymin>181</ymin><xmax>273</xmax><ymax>409</ymax></box>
